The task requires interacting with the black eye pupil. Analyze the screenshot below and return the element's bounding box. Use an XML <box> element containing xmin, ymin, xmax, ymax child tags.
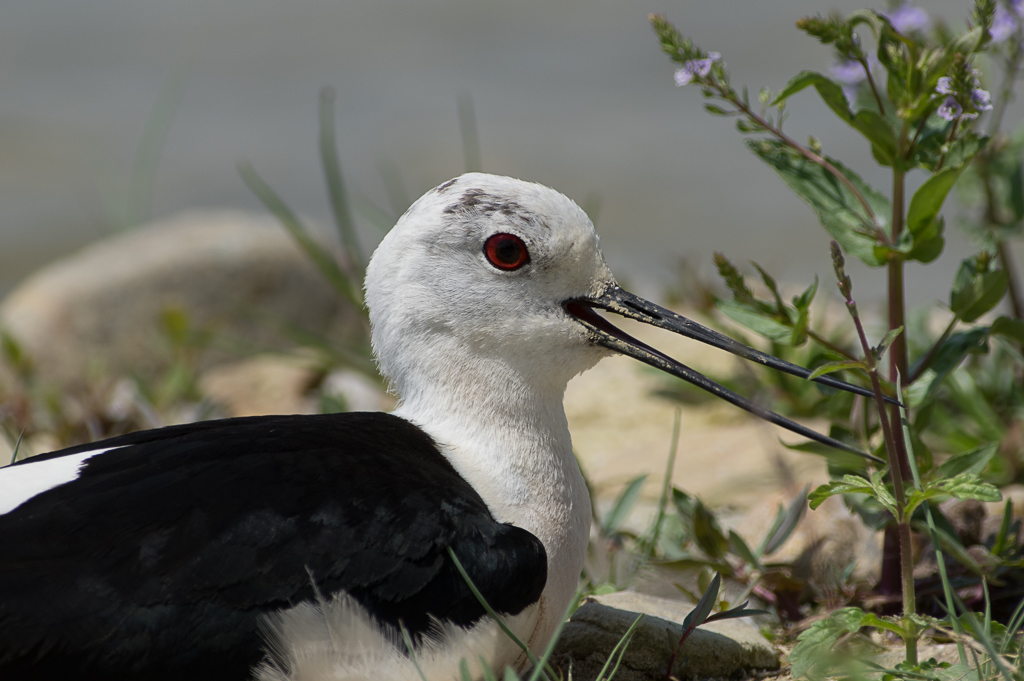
<box><xmin>495</xmin><ymin>240</ymin><xmax>519</xmax><ymax>263</ymax></box>
<box><xmin>484</xmin><ymin>233</ymin><xmax>530</xmax><ymax>271</ymax></box>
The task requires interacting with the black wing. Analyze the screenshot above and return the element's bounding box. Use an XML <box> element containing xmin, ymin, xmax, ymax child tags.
<box><xmin>0</xmin><ymin>412</ymin><xmax>547</xmax><ymax>681</ymax></box>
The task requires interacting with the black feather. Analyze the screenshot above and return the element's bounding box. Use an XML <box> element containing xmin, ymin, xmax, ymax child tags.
<box><xmin>0</xmin><ymin>412</ymin><xmax>547</xmax><ymax>681</ymax></box>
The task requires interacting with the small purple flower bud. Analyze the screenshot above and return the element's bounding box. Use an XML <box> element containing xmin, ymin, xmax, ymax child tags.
<box><xmin>937</xmin><ymin>96</ymin><xmax>962</xmax><ymax>121</ymax></box>
<box><xmin>674</xmin><ymin>65</ymin><xmax>695</xmax><ymax>86</ymax></box>
<box><xmin>674</xmin><ymin>53</ymin><xmax>721</xmax><ymax>86</ymax></box>
<box><xmin>972</xmin><ymin>88</ymin><xmax>993</xmax><ymax>111</ymax></box>
<box><xmin>885</xmin><ymin>4</ymin><xmax>930</xmax><ymax>33</ymax></box>
<box><xmin>935</xmin><ymin>77</ymin><xmax>954</xmax><ymax>95</ymax></box>
<box><xmin>991</xmin><ymin>5</ymin><xmax>1018</xmax><ymax>42</ymax></box>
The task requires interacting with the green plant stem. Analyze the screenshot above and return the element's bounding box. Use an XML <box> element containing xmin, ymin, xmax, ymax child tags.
<box><xmin>836</xmin><ymin>243</ymin><xmax>917</xmax><ymax>665</ymax></box>
<box><xmin>897</xmin><ymin>375</ymin><xmax>967</xmax><ymax>665</ymax></box>
<box><xmin>889</xmin><ymin>125</ymin><xmax>912</xmax><ymax>483</ymax></box>
<box><xmin>859</xmin><ymin>56</ymin><xmax>886</xmax><ymax>116</ymax></box>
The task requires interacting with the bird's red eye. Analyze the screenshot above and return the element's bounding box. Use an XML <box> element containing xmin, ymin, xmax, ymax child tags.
<box><xmin>484</xmin><ymin>233</ymin><xmax>530</xmax><ymax>271</ymax></box>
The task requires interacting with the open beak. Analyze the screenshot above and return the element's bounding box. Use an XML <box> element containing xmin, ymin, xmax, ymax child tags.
<box><xmin>565</xmin><ymin>284</ymin><xmax>887</xmax><ymax>463</ymax></box>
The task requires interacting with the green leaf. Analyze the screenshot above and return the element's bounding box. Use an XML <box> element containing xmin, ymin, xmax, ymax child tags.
<box><xmin>602</xmin><ymin>475</ymin><xmax>647</xmax><ymax>534</ymax></box>
<box><xmin>728</xmin><ymin>530</ymin><xmax>762</xmax><ymax>569</ymax></box>
<box><xmin>992</xmin><ymin>316</ymin><xmax>1024</xmax><ymax>344</ymax></box>
<box><xmin>716</xmin><ymin>299</ymin><xmax>792</xmax><ymax>341</ymax></box>
<box><xmin>873</xmin><ymin>326</ymin><xmax>903</xmax><ymax>363</ymax></box>
<box><xmin>993</xmin><ymin>498</ymin><xmax>1014</xmax><ymax>556</ymax></box>
<box><xmin>859</xmin><ymin>613</ymin><xmax>909</xmax><ymax>637</ymax></box>
<box><xmin>792</xmin><ymin>276</ymin><xmax>818</xmax><ymax>311</ymax></box>
<box><xmin>789</xmin><ymin>607</ymin><xmax>866</xmax><ymax>680</ymax></box>
<box><xmin>808</xmin><ymin>475</ymin><xmax>873</xmax><ymax>510</ymax></box>
<box><xmin>907</xmin><ymin>165</ymin><xmax>968</xmax><ymax>236</ymax></box>
<box><xmin>906</xmin><ymin>328</ymin><xmax>991</xmax><ymax>406</ymax></box>
<box><xmin>680</xmin><ymin>572</ymin><xmax>721</xmax><ymax>632</ymax></box>
<box><xmin>693</xmin><ymin>500</ymin><xmax>729</xmax><ymax>559</ymax></box>
<box><xmin>807</xmin><ymin>360</ymin><xmax>866</xmax><ymax>381</ymax></box>
<box><xmin>934</xmin><ymin>472</ymin><xmax>1001</xmax><ymax>503</ymax></box>
<box><xmin>934</xmin><ymin>442</ymin><xmax>999</xmax><ymax>479</ymax></box>
<box><xmin>771</xmin><ymin>71</ymin><xmax>897</xmax><ymax>164</ymax></box>
<box><xmin>704</xmin><ymin>601</ymin><xmax>768</xmax><ymax>623</ymax></box>
<box><xmin>950</xmin><ymin>260</ymin><xmax>1009</xmax><ymax>323</ymax></box>
<box><xmin>763</xmin><ymin>486</ymin><xmax>808</xmax><ymax>555</ymax></box>
<box><xmin>868</xmin><ymin>470</ymin><xmax>899</xmax><ymax>517</ymax></box>
<box><xmin>747</xmin><ymin>139</ymin><xmax>890</xmax><ymax>266</ymax></box>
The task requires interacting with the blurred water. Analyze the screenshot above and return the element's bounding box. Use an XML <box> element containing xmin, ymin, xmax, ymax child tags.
<box><xmin>0</xmin><ymin>0</ymin><xmax>1020</xmax><ymax>312</ymax></box>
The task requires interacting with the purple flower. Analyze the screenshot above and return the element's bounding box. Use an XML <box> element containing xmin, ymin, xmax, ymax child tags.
<box><xmin>937</xmin><ymin>96</ymin><xmax>963</xmax><ymax>121</ymax></box>
<box><xmin>674</xmin><ymin>52</ymin><xmax>721</xmax><ymax>86</ymax></box>
<box><xmin>991</xmin><ymin>5</ymin><xmax>1018</xmax><ymax>42</ymax></box>
<box><xmin>972</xmin><ymin>88</ymin><xmax>993</xmax><ymax>111</ymax></box>
<box><xmin>935</xmin><ymin>77</ymin><xmax>954</xmax><ymax>95</ymax></box>
<box><xmin>831</xmin><ymin>60</ymin><xmax>866</xmax><ymax>84</ymax></box>
<box><xmin>885</xmin><ymin>4</ymin><xmax>930</xmax><ymax>33</ymax></box>
<box><xmin>1012</xmin><ymin>0</ymin><xmax>1024</xmax><ymax>17</ymax></box>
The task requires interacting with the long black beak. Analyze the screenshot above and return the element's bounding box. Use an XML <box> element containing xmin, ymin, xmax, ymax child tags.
<box><xmin>565</xmin><ymin>284</ymin><xmax>885</xmax><ymax>463</ymax></box>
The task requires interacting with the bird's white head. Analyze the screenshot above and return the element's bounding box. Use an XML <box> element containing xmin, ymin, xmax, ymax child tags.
<box><xmin>365</xmin><ymin>173</ymin><xmax>616</xmax><ymax>413</ymax></box>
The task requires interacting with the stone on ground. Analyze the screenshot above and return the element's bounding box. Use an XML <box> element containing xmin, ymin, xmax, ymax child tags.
<box><xmin>552</xmin><ymin>591</ymin><xmax>779</xmax><ymax>681</ymax></box>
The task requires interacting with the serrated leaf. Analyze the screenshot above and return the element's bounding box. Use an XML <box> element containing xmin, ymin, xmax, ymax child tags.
<box><xmin>808</xmin><ymin>475</ymin><xmax>873</xmax><ymax>510</ymax></box>
<box><xmin>747</xmin><ymin>139</ymin><xmax>890</xmax><ymax>266</ymax></box>
<box><xmin>789</xmin><ymin>607</ymin><xmax>866</xmax><ymax>680</ymax></box>
<box><xmin>603</xmin><ymin>474</ymin><xmax>647</xmax><ymax>535</ymax></box>
<box><xmin>992</xmin><ymin>316</ymin><xmax>1024</xmax><ymax>343</ymax></box>
<box><xmin>869</xmin><ymin>470</ymin><xmax>899</xmax><ymax>516</ymax></box>
<box><xmin>859</xmin><ymin>612</ymin><xmax>908</xmax><ymax>637</ymax></box>
<box><xmin>716</xmin><ymin>299</ymin><xmax>792</xmax><ymax>341</ymax></box>
<box><xmin>934</xmin><ymin>442</ymin><xmax>998</xmax><ymax>479</ymax></box>
<box><xmin>935</xmin><ymin>472</ymin><xmax>1001</xmax><ymax>503</ymax></box>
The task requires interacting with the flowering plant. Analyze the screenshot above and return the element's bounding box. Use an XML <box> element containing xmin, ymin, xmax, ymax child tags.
<box><xmin>653</xmin><ymin>0</ymin><xmax>1024</xmax><ymax>676</ymax></box>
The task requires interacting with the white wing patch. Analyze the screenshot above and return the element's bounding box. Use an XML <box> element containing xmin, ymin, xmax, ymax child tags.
<box><xmin>0</xmin><ymin>446</ymin><xmax>122</xmax><ymax>515</ymax></box>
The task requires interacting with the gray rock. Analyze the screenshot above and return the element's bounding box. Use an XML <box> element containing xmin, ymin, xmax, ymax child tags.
<box><xmin>552</xmin><ymin>591</ymin><xmax>779</xmax><ymax>681</ymax></box>
<box><xmin>0</xmin><ymin>210</ymin><xmax>362</xmax><ymax>389</ymax></box>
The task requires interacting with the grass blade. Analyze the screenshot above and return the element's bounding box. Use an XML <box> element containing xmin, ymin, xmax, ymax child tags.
<box><xmin>238</xmin><ymin>161</ymin><xmax>363</xmax><ymax>309</ymax></box>
<box><xmin>318</xmin><ymin>87</ymin><xmax>363</xmax><ymax>277</ymax></box>
<box><xmin>399</xmin><ymin>623</ymin><xmax>429</xmax><ymax>681</ymax></box>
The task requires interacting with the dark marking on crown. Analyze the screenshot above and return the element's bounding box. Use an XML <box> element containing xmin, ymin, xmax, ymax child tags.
<box><xmin>444</xmin><ymin>188</ymin><xmax>534</xmax><ymax>223</ymax></box>
<box><xmin>435</xmin><ymin>178</ymin><xmax>459</xmax><ymax>194</ymax></box>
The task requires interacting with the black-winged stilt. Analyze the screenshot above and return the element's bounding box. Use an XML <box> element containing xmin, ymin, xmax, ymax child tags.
<box><xmin>0</xmin><ymin>173</ymin><xmax>876</xmax><ymax>680</ymax></box>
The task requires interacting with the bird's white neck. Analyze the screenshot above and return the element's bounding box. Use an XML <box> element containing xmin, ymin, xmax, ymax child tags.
<box><xmin>391</xmin><ymin>346</ymin><xmax>594</xmax><ymax>654</ymax></box>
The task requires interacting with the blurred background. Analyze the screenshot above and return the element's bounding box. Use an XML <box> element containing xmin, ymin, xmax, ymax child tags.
<box><xmin>1</xmin><ymin>0</ymin><xmax>1020</xmax><ymax>308</ymax></box>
